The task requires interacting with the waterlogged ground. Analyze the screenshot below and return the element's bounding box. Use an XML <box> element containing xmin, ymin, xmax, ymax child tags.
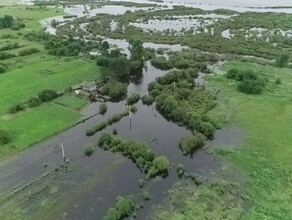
<box><xmin>0</xmin><ymin>61</ymin><xmax>231</xmax><ymax>219</ymax></box>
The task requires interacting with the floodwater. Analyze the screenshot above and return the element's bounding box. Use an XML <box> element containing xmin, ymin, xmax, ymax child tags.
<box><xmin>0</xmin><ymin>56</ymin><xmax>224</xmax><ymax>219</ymax></box>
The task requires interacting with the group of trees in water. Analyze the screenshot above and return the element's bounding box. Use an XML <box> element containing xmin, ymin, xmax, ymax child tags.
<box><xmin>98</xmin><ymin>133</ymin><xmax>170</xmax><ymax>178</ymax></box>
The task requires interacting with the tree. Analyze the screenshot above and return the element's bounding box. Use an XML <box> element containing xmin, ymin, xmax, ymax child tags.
<box><xmin>27</xmin><ymin>97</ymin><xmax>41</xmax><ymax>108</ymax></box>
<box><xmin>179</xmin><ymin>133</ymin><xmax>206</xmax><ymax>155</ymax></box>
<box><xmin>109</xmin><ymin>57</ymin><xmax>130</xmax><ymax>80</ymax></box>
<box><xmin>275</xmin><ymin>53</ymin><xmax>290</xmax><ymax>68</ymax></box>
<box><xmin>84</xmin><ymin>144</ymin><xmax>94</xmax><ymax>157</ymax></box>
<box><xmin>129</xmin><ymin>39</ymin><xmax>144</xmax><ymax>61</ymax></box>
<box><xmin>38</xmin><ymin>89</ymin><xmax>58</xmax><ymax>102</ymax></box>
<box><xmin>0</xmin><ymin>129</ymin><xmax>12</xmax><ymax>145</ymax></box>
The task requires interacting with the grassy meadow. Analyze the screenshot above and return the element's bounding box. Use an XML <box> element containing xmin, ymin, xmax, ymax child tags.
<box><xmin>0</xmin><ymin>6</ymin><xmax>100</xmax><ymax>160</ymax></box>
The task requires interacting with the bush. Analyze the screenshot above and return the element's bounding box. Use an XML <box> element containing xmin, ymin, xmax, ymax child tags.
<box><xmin>149</xmin><ymin>156</ymin><xmax>170</xmax><ymax>177</ymax></box>
<box><xmin>177</xmin><ymin>163</ymin><xmax>185</xmax><ymax>177</ymax></box>
<box><xmin>0</xmin><ymin>129</ymin><xmax>12</xmax><ymax>145</ymax></box>
<box><xmin>84</xmin><ymin>144</ymin><xmax>94</xmax><ymax>157</ymax></box>
<box><xmin>141</xmin><ymin>95</ymin><xmax>154</xmax><ymax>105</ymax></box>
<box><xmin>237</xmin><ymin>79</ymin><xmax>264</xmax><ymax>94</ymax></box>
<box><xmin>103</xmin><ymin>196</ymin><xmax>135</xmax><ymax>220</ymax></box>
<box><xmin>179</xmin><ymin>134</ymin><xmax>206</xmax><ymax>155</ymax></box>
<box><xmin>9</xmin><ymin>103</ymin><xmax>26</xmax><ymax>114</ymax></box>
<box><xmin>127</xmin><ymin>93</ymin><xmax>140</xmax><ymax>105</ymax></box>
<box><xmin>0</xmin><ymin>64</ymin><xmax>6</xmax><ymax>73</ymax></box>
<box><xmin>38</xmin><ymin>89</ymin><xmax>58</xmax><ymax>102</ymax></box>
<box><xmin>99</xmin><ymin>103</ymin><xmax>107</xmax><ymax>115</ymax></box>
<box><xmin>142</xmin><ymin>191</ymin><xmax>151</xmax><ymax>201</ymax></box>
<box><xmin>275</xmin><ymin>77</ymin><xmax>281</xmax><ymax>84</ymax></box>
<box><xmin>199</xmin><ymin>122</ymin><xmax>216</xmax><ymax>139</ymax></box>
<box><xmin>18</xmin><ymin>48</ymin><xmax>40</xmax><ymax>56</ymax></box>
<box><xmin>27</xmin><ymin>97</ymin><xmax>41</xmax><ymax>108</ymax></box>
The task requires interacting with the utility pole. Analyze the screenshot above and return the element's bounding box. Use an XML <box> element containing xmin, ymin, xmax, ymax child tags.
<box><xmin>61</xmin><ymin>142</ymin><xmax>67</xmax><ymax>173</ymax></box>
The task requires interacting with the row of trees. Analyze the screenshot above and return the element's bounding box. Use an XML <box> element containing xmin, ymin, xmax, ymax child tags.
<box><xmin>9</xmin><ymin>90</ymin><xmax>58</xmax><ymax>114</ymax></box>
<box><xmin>98</xmin><ymin>133</ymin><xmax>170</xmax><ymax>177</ymax></box>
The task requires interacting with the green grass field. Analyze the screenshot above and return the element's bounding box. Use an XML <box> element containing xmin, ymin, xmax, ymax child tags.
<box><xmin>0</xmin><ymin>6</ymin><xmax>101</xmax><ymax>160</ymax></box>
<box><xmin>154</xmin><ymin>62</ymin><xmax>292</xmax><ymax>219</ymax></box>
<box><xmin>0</xmin><ymin>5</ymin><xmax>63</xmax><ymax>31</ymax></box>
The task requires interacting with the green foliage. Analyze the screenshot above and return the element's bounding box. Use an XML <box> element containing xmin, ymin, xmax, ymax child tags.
<box><xmin>275</xmin><ymin>77</ymin><xmax>281</xmax><ymax>84</ymax></box>
<box><xmin>142</xmin><ymin>191</ymin><xmax>151</xmax><ymax>201</ymax></box>
<box><xmin>126</xmin><ymin>93</ymin><xmax>140</xmax><ymax>105</ymax></box>
<box><xmin>0</xmin><ymin>129</ymin><xmax>12</xmax><ymax>145</ymax></box>
<box><xmin>9</xmin><ymin>103</ymin><xmax>26</xmax><ymax>114</ymax></box>
<box><xmin>99</xmin><ymin>103</ymin><xmax>107</xmax><ymax>115</ymax></box>
<box><xmin>103</xmin><ymin>81</ymin><xmax>127</xmax><ymax>101</ymax></box>
<box><xmin>149</xmin><ymin>156</ymin><xmax>170</xmax><ymax>177</ymax></box>
<box><xmin>109</xmin><ymin>57</ymin><xmax>130</xmax><ymax>80</ymax></box>
<box><xmin>141</xmin><ymin>95</ymin><xmax>154</xmax><ymax>105</ymax></box>
<box><xmin>129</xmin><ymin>39</ymin><xmax>144</xmax><ymax>61</ymax></box>
<box><xmin>0</xmin><ymin>15</ymin><xmax>13</xmax><ymax>29</ymax></box>
<box><xmin>150</xmin><ymin>56</ymin><xmax>172</xmax><ymax>70</ymax></box>
<box><xmin>84</xmin><ymin>144</ymin><xmax>94</xmax><ymax>157</ymax></box>
<box><xmin>0</xmin><ymin>51</ymin><xmax>16</xmax><ymax>60</ymax></box>
<box><xmin>27</xmin><ymin>97</ymin><xmax>41</xmax><ymax>108</ymax></box>
<box><xmin>86</xmin><ymin>121</ymin><xmax>107</xmax><ymax>136</ymax></box>
<box><xmin>18</xmin><ymin>48</ymin><xmax>40</xmax><ymax>56</ymax></box>
<box><xmin>179</xmin><ymin>134</ymin><xmax>206</xmax><ymax>155</ymax></box>
<box><xmin>226</xmin><ymin>69</ymin><xmax>266</xmax><ymax>94</ymax></box>
<box><xmin>176</xmin><ymin>163</ymin><xmax>185</xmax><ymax>177</ymax></box>
<box><xmin>103</xmin><ymin>196</ymin><xmax>135</xmax><ymax>220</ymax></box>
<box><xmin>275</xmin><ymin>53</ymin><xmax>290</xmax><ymax>68</ymax></box>
<box><xmin>38</xmin><ymin>89</ymin><xmax>58</xmax><ymax>102</ymax></box>
<box><xmin>98</xmin><ymin>134</ymin><xmax>168</xmax><ymax>177</ymax></box>
<box><xmin>0</xmin><ymin>64</ymin><xmax>6</xmax><ymax>73</ymax></box>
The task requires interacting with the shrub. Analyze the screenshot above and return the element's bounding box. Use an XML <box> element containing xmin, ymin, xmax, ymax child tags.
<box><xmin>275</xmin><ymin>77</ymin><xmax>281</xmax><ymax>84</ymax></box>
<box><xmin>127</xmin><ymin>93</ymin><xmax>140</xmax><ymax>105</ymax></box>
<box><xmin>177</xmin><ymin>163</ymin><xmax>185</xmax><ymax>177</ymax></box>
<box><xmin>142</xmin><ymin>191</ymin><xmax>151</xmax><ymax>201</ymax></box>
<box><xmin>0</xmin><ymin>129</ymin><xmax>12</xmax><ymax>145</ymax></box>
<box><xmin>0</xmin><ymin>64</ymin><xmax>6</xmax><ymax>73</ymax></box>
<box><xmin>237</xmin><ymin>79</ymin><xmax>264</xmax><ymax>94</ymax></box>
<box><xmin>99</xmin><ymin>103</ymin><xmax>107</xmax><ymax>115</ymax></box>
<box><xmin>38</xmin><ymin>89</ymin><xmax>58</xmax><ymax>102</ymax></box>
<box><xmin>179</xmin><ymin>134</ymin><xmax>206</xmax><ymax>155</ymax></box>
<box><xmin>199</xmin><ymin>122</ymin><xmax>216</xmax><ymax>139</ymax></box>
<box><xmin>84</xmin><ymin>144</ymin><xmax>94</xmax><ymax>157</ymax></box>
<box><xmin>19</xmin><ymin>48</ymin><xmax>40</xmax><ymax>56</ymax></box>
<box><xmin>141</xmin><ymin>95</ymin><xmax>154</xmax><ymax>105</ymax></box>
<box><xmin>9</xmin><ymin>103</ymin><xmax>26</xmax><ymax>114</ymax></box>
<box><xmin>27</xmin><ymin>97</ymin><xmax>41</xmax><ymax>108</ymax></box>
<box><xmin>103</xmin><ymin>196</ymin><xmax>135</xmax><ymax>220</ymax></box>
<box><xmin>149</xmin><ymin>156</ymin><xmax>170</xmax><ymax>177</ymax></box>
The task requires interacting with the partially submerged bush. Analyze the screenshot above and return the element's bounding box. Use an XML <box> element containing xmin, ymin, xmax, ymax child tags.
<box><xmin>141</xmin><ymin>95</ymin><xmax>154</xmax><ymax>105</ymax></box>
<box><xmin>0</xmin><ymin>129</ymin><xmax>12</xmax><ymax>145</ymax></box>
<box><xmin>84</xmin><ymin>144</ymin><xmax>94</xmax><ymax>157</ymax></box>
<box><xmin>99</xmin><ymin>103</ymin><xmax>107</xmax><ymax>115</ymax></box>
<box><xmin>126</xmin><ymin>93</ymin><xmax>140</xmax><ymax>105</ymax></box>
<box><xmin>103</xmin><ymin>196</ymin><xmax>135</xmax><ymax>220</ymax></box>
<box><xmin>142</xmin><ymin>191</ymin><xmax>151</xmax><ymax>201</ymax></box>
<box><xmin>179</xmin><ymin>134</ymin><xmax>206</xmax><ymax>155</ymax></box>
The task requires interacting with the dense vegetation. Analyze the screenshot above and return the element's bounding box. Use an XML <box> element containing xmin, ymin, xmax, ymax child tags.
<box><xmin>98</xmin><ymin>134</ymin><xmax>170</xmax><ymax>177</ymax></box>
<box><xmin>148</xmin><ymin>68</ymin><xmax>218</xmax><ymax>140</ymax></box>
